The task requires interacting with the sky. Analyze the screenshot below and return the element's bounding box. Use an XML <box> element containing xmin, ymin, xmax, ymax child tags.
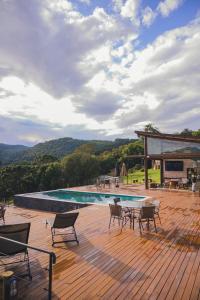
<box><xmin>0</xmin><ymin>0</ymin><xmax>200</xmax><ymax>146</ymax></box>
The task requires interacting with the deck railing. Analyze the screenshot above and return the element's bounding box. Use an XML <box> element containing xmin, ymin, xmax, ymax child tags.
<box><xmin>0</xmin><ymin>236</ymin><xmax>56</xmax><ymax>300</ymax></box>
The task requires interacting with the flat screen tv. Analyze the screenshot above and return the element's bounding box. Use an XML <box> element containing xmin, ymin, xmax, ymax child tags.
<box><xmin>165</xmin><ymin>161</ymin><xmax>184</xmax><ymax>171</ymax></box>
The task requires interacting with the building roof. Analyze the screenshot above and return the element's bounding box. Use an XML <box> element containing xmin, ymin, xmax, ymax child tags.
<box><xmin>135</xmin><ymin>131</ymin><xmax>200</xmax><ymax>144</ymax></box>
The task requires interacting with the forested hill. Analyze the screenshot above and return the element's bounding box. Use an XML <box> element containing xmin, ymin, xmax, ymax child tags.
<box><xmin>0</xmin><ymin>143</ymin><xmax>28</xmax><ymax>165</ymax></box>
<box><xmin>0</xmin><ymin>137</ymin><xmax>136</xmax><ymax>165</ymax></box>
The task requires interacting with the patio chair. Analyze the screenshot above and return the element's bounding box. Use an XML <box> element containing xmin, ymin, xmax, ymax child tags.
<box><xmin>0</xmin><ymin>204</ymin><xmax>6</xmax><ymax>224</ymax></box>
<box><xmin>0</xmin><ymin>223</ymin><xmax>32</xmax><ymax>279</ymax></box>
<box><xmin>47</xmin><ymin>212</ymin><xmax>79</xmax><ymax>246</ymax></box>
<box><xmin>137</xmin><ymin>206</ymin><xmax>157</xmax><ymax>234</ymax></box>
<box><xmin>154</xmin><ymin>201</ymin><xmax>161</xmax><ymax>224</ymax></box>
<box><xmin>109</xmin><ymin>204</ymin><xmax>133</xmax><ymax>232</ymax></box>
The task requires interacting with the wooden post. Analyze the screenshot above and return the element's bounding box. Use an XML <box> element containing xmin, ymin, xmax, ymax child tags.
<box><xmin>144</xmin><ymin>137</ymin><xmax>149</xmax><ymax>189</ymax></box>
<box><xmin>160</xmin><ymin>159</ymin><xmax>164</xmax><ymax>186</ymax></box>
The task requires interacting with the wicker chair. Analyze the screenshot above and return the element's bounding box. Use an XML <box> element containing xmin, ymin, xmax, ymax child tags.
<box><xmin>138</xmin><ymin>206</ymin><xmax>157</xmax><ymax>234</ymax></box>
<box><xmin>109</xmin><ymin>204</ymin><xmax>133</xmax><ymax>232</ymax></box>
<box><xmin>47</xmin><ymin>212</ymin><xmax>79</xmax><ymax>246</ymax></box>
<box><xmin>0</xmin><ymin>223</ymin><xmax>32</xmax><ymax>279</ymax></box>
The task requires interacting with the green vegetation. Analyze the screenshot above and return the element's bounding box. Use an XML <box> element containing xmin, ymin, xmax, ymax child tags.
<box><xmin>0</xmin><ymin>137</ymin><xmax>136</xmax><ymax>165</ymax></box>
<box><xmin>0</xmin><ymin>125</ymin><xmax>199</xmax><ymax>201</ymax></box>
<box><xmin>0</xmin><ymin>140</ymin><xmax>144</xmax><ymax>200</ymax></box>
<box><xmin>123</xmin><ymin>169</ymin><xmax>160</xmax><ymax>184</ymax></box>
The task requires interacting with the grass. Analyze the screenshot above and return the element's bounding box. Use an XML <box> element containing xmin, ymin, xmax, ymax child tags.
<box><xmin>123</xmin><ymin>168</ymin><xmax>160</xmax><ymax>184</ymax></box>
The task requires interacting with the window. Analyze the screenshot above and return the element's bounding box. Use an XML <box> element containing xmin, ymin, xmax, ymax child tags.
<box><xmin>165</xmin><ymin>161</ymin><xmax>184</xmax><ymax>171</ymax></box>
<box><xmin>147</xmin><ymin>137</ymin><xmax>200</xmax><ymax>155</ymax></box>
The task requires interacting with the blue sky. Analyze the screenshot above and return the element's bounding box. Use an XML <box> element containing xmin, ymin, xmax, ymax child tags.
<box><xmin>0</xmin><ymin>0</ymin><xmax>199</xmax><ymax>145</ymax></box>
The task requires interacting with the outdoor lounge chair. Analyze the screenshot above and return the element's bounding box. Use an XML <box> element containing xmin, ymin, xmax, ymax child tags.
<box><xmin>47</xmin><ymin>212</ymin><xmax>79</xmax><ymax>246</ymax></box>
<box><xmin>137</xmin><ymin>206</ymin><xmax>157</xmax><ymax>234</ymax></box>
<box><xmin>0</xmin><ymin>223</ymin><xmax>32</xmax><ymax>279</ymax></box>
<box><xmin>0</xmin><ymin>204</ymin><xmax>6</xmax><ymax>224</ymax></box>
<box><xmin>109</xmin><ymin>204</ymin><xmax>133</xmax><ymax>232</ymax></box>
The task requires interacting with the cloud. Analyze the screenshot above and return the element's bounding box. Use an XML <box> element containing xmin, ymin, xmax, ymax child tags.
<box><xmin>112</xmin><ymin>0</ymin><xmax>124</xmax><ymax>12</ymax></box>
<box><xmin>74</xmin><ymin>89</ymin><xmax>123</xmax><ymax>121</ymax></box>
<box><xmin>0</xmin><ymin>115</ymin><xmax>118</xmax><ymax>146</ymax></box>
<box><xmin>0</xmin><ymin>0</ymin><xmax>133</xmax><ymax>98</ymax></box>
<box><xmin>141</xmin><ymin>0</ymin><xmax>184</xmax><ymax>28</ymax></box>
<box><xmin>0</xmin><ymin>0</ymin><xmax>199</xmax><ymax>145</ymax></box>
<box><xmin>116</xmin><ymin>17</ymin><xmax>200</xmax><ymax>132</ymax></box>
<box><xmin>120</xmin><ymin>0</ymin><xmax>141</xmax><ymax>26</ymax></box>
<box><xmin>157</xmin><ymin>0</ymin><xmax>183</xmax><ymax>17</ymax></box>
<box><xmin>78</xmin><ymin>0</ymin><xmax>91</xmax><ymax>4</ymax></box>
<box><xmin>142</xmin><ymin>7</ymin><xmax>157</xmax><ymax>27</ymax></box>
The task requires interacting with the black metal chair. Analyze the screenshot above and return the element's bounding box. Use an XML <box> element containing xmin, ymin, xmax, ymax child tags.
<box><xmin>0</xmin><ymin>205</ymin><xmax>6</xmax><ymax>224</ymax></box>
<box><xmin>47</xmin><ymin>212</ymin><xmax>79</xmax><ymax>246</ymax></box>
<box><xmin>0</xmin><ymin>223</ymin><xmax>32</xmax><ymax>279</ymax></box>
<box><xmin>109</xmin><ymin>204</ymin><xmax>133</xmax><ymax>232</ymax></box>
<box><xmin>138</xmin><ymin>206</ymin><xmax>157</xmax><ymax>234</ymax></box>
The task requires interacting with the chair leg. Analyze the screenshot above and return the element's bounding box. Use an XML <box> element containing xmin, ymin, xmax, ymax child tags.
<box><xmin>51</xmin><ymin>227</ymin><xmax>55</xmax><ymax>246</ymax></box>
<box><xmin>73</xmin><ymin>226</ymin><xmax>79</xmax><ymax>244</ymax></box>
<box><xmin>109</xmin><ymin>216</ymin><xmax>112</xmax><ymax>229</ymax></box>
<box><xmin>25</xmin><ymin>251</ymin><xmax>32</xmax><ymax>280</ymax></box>
<box><xmin>139</xmin><ymin>220</ymin><xmax>142</xmax><ymax>235</ymax></box>
<box><xmin>120</xmin><ymin>218</ymin><xmax>124</xmax><ymax>233</ymax></box>
<box><xmin>147</xmin><ymin>219</ymin><xmax>150</xmax><ymax>231</ymax></box>
<box><xmin>130</xmin><ymin>217</ymin><xmax>132</xmax><ymax>229</ymax></box>
<box><xmin>153</xmin><ymin>218</ymin><xmax>157</xmax><ymax>233</ymax></box>
<box><xmin>158</xmin><ymin>213</ymin><xmax>161</xmax><ymax>224</ymax></box>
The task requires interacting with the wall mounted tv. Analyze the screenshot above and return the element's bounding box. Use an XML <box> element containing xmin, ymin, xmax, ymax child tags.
<box><xmin>165</xmin><ymin>161</ymin><xmax>184</xmax><ymax>171</ymax></box>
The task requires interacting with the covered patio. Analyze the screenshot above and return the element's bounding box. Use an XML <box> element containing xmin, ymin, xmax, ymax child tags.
<box><xmin>132</xmin><ymin>131</ymin><xmax>200</xmax><ymax>190</ymax></box>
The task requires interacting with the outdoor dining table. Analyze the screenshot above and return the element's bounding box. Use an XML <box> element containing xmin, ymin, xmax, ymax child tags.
<box><xmin>118</xmin><ymin>199</ymin><xmax>160</xmax><ymax>230</ymax></box>
<box><xmin>119</xmin><ymin>199</ymin><xmax>160</xmax><ymax>210</ymax></box>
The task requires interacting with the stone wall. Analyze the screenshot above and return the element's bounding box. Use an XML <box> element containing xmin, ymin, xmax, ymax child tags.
<box><xmin>14</xmin><ymin>195</ymin><xmax>89</xmax><ymax>212</ymax></box>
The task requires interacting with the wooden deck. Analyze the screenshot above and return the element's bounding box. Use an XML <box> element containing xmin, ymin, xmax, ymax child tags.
<box><xmin>1</xmin><ymin>186</ymin><xmax>200</xmax><ymax>299</ymax></box>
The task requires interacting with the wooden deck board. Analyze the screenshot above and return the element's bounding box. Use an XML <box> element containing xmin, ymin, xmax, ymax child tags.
<box><xmin>1</xmin><ymin>186</ymin><xmax>200</xmax><ymax>299</ymax></box>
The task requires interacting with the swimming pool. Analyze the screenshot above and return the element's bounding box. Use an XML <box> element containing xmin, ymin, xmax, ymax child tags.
<box><xmin>43</xmin><ymin>190</ymin><xmax>146</xmax><ymax>205</ymax></box>
<box><xmin>14</xmin><ymin>189</ymin><xmax>149</xmax><ymax>212</ymax></box>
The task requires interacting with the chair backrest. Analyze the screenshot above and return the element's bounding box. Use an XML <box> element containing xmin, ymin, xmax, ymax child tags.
<box><xmin>140</xmin><ymin>206</ymin><xmax>155</xmax><ymax>219</ymax></box>
<box><xmin>113</xmin><ymin>197</ymin><xmax>120</xmax><ymax>205</ymax></box>
<box><xmin>53</xmin><ymin>212</ymin><xmax>79</xmax><ymax>229</ymax></box>
<box><xmin>0</xmin><ymin>223</ymin><xmax>31</xmax><ymax>256</ymax></box>
<box><xmin>109</xmin><ymin>204</ymin><xmax>122</xmax><ymax>217</ymax></box>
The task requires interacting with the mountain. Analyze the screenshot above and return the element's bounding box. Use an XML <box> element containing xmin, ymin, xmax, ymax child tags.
<box><xmin>0</xmin><ymin>137</ymin><xmax>135</xmax><ymax>165</ymax></box>
<box><xmin>0</xmin><ymin>143</ymin><xmax>28</xmax><ymax>165</ymax></box>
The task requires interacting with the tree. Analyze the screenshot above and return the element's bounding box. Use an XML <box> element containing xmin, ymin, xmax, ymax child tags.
<box><xmin>62</xmin><ymin>152</ymin><xmax>100</xmax><ymax>186</ymax></box>
<box><xmin>144</xmin><ymin>123</ymin><xmax>160</xmax><ymax>134</ymax></box>
<box><xmin>192</xmin><ymin>129</ymin><xmax>200</xmax><ymax>137</ymax></box>
<box><xmin>179</xmin><ymin>128</ymin><xmax>193</xmax><ymax>137</ymax></box>
<box><xmin>75</xmin><ymin>143</ymin><xmax>95</xmax><ymax>155</ymax></box>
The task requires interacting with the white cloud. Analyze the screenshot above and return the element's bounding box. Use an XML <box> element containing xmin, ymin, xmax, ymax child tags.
<box><xmin>142</xmin><ymin>7</ymin><xmax>157</xmax><ymax>27</ymax></box>
<box><xmin>141</xmin><ymin>0</ymin><xmax>184</xmax><ymax>28</ymax></box>
<box><xmin>120</xmin><ymin>0</ymin><xmax>141</xmax><ymax>26</ymax></box>
<box><xmin>157</xmin><ymin>0</ymin><xmax>183</xmax><ymax>17</ymax></box>
<box><xmin>78</xmin><ymin>0</ymin><xmax>91</xmax><ymax>5</ymax></box>
<box><xmin>116</xmin><ymin>17</ymin><xmax>200</xmax><ymax>132</ymax></box>
<box><xmin>112</xmin><ymin>0</ymin><xmax>124</xmax><ymax>12</ymax></box>
<box><xmin>0</xmin><ymin>0</ymin><xmax>199</xmax><ymax>145</ymax></box>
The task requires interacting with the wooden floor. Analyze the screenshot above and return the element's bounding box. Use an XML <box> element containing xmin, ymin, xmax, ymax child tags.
<box><xmin>1</xmin><ymin>185</ymin><xmax>200</xmax><ymax>300</ymax></box>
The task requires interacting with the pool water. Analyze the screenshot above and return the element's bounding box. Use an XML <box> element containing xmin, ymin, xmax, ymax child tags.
<box><xmin>44</xmin><ymin>190</ymin><xmax>145</xmax><ymax>205</ymax></box>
